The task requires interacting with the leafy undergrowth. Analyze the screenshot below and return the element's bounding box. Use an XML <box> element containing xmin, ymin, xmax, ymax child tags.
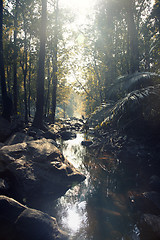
<box><xmin>89</xmin><ymin>72</ymin><xmax>160</xmax><ymax>139</ymax></box>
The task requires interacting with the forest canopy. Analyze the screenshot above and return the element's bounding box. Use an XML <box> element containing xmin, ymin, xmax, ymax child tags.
<box><xmin>0</xmin><ymin>0</ymin><xmax>159</xmax><ymax>125</ymax></box>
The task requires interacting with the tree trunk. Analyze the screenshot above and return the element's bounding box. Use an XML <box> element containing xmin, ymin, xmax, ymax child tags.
<box><xmin>0</xmin><ymin>0</ymin><xmax>12</xmax><ymax>121</ymax></box>
<box><xmin>125</xmin><ymin>0</ymin><xmax>139</xmax><ymax>73</ymax></box>
<box><xmin>93</xmin><ymin>51</ymin><xmax>103</xmax><ymax>103</ymax></box>
<box><xmin>21</xmin><ymin>13</ymin><xmax>28</xmax><ymax>123</ymax></box>
<box><xmin>28</xmin><ymin>49</ymin><xmax>31</xmax><ymax>118</ymax></box>
<box><xmin>51</xmin><ymin>0</ymin><xmax>58</xmax><ymax>123</ymax></box>
<box><xmin>45</xmin><ymin>58</ymin><xmax>51</xmax><ymax>117</ymax></box>
<box><xmin>52</xmin><ymin>66</ymin><xmax>58</xmax><ymax>123</ymax></box>
<box><xmin>13</xmin><ymin>0</ymin><xmax>19</xmax><ymax>114</ymax></box>
<box><xmin>32</xmin><ymin>0</ymin><xmax>47</xmax><ymax>130</ymax></box>
<box><xmin>23</xmin><ymin>53</ymin><xmax>28</xmax><ymax>124</ymax></box>
<box><xmin>63</xmin><ymin>102</ymin><xmax>66</xmax><ymax>118</ymax></box>
<box><xmin>6</xmin><ymin>65</ymin><xmax>11</xmax><ymax>93</ymax></box>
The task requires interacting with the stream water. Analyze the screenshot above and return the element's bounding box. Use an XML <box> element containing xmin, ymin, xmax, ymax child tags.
<box><xmin>52</xmin><ymin>133</ymin><xmax>140</xmax><ymax>240</ymax></box>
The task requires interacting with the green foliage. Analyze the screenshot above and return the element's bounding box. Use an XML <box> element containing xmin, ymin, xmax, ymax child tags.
<box><xmin>87</xmin><ymin>102</ymin><xmax>114</xmax><ymax>128</ymax></box>
<box><xmin>88</xmin><ymin>71</ymin><xmax>160</xmax><ymax>137</ymax></box>
<box><xmin>1</xmin><ymin>0</ymin><xmax>75</xmax><ymax>121</ymax></box>
<box><xmin>1</xmin><ymin>0</ymin><xmax>160</xmax><ymax>122</ymax></box>
<box><xmin>80</xmin><ymin>0</ymin><xmax>160</xmax><ymax>116</ymax></box>
<box><xmin>101</xmin><ymin>83</ymin><xmax>160</xmax><ymax>135</ymax></box>
<box><xmin>106</xmin><ymin>72</ymin><xmax>160</xmax><ymax>101</ymax></box>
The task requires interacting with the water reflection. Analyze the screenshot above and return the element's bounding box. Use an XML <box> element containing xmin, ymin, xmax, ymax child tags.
<box><xmin>55</xmin><ymin>186</ymin><xmax>89</xmax><ymax>239</ymax></box>
<box><xmin>53</xmin><ymin>133</ymin><xmax>138</xmax><ymax>240</ymax></box>
<box><xmin>59</xmin><ymin>134</ymin><xmax>88</xmax><ymax>171</ymax></box>
<box><xmin>61</xmin><ymin>200</ymin><xmax>87</xmax><ymax>234</ymax></box>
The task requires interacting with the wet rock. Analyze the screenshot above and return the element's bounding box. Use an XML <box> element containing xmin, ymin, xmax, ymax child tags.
<box><xmin>55</xmin><ymin>118</ymin><xmax>84</xmax><ymax>133</ymax></box>
<box><xmin>74</xmin><ymin>122</ymin><xmax>83</xmax><ymax>129</ymax></box>
<box><xmin>143</xmin><ymin>192</ymin><xmax>160</xmax><ymax>210</ymax></box>
<box><xmin>88</xmin><ymin>138</ymin><xmax>104</xmax><ymax>148</ymax></box>
<box><xmin>81</xmin><ymin>140</ymin><xmax>93</xmax><ymax>146</ymax></box>
<box><xmin>27</xmin><ymin>127</ymin><xmax>45</xmax><ymax>138</ymax></box>
<box><xmin>129</xmin><ymin>191</ymin><xmax>160</xmax><ymax>215</ymax></box>
<box><xmin>139</xmin><ymin>214</ymin><xmax>160</xmax><ymax>240</ymax></box>
<box><xmin>101</xmin><ymin>84</ymin><xmax>160</xmax><ymax>137</ymax></box>
<box><xmin>27</xmin><ymin>127</ymin><xmax>59</xmax><ymax>144</ymax></box>
<box><xmin>43</xmin><ymin>130</ymin><xmax>58</xmax><ymax>141</ymax></box>
<box><xmin>15</xmin><ymin>209</ymin><xmax>67</xmax><ymax>240</ymax></box>
<box><xmin>0</xmin><ymin>138</ymin><xmax>85</xmax><ymax>206</ymax></box>
<box><xmin>60</xmin><ymin>131</ymin><xmax>76</xmax><ymax>140</ymax></box>
<box><xmin>5</xmin><ymin>132</ymin><xmax>33</xmax><ymax>145</ymax></box>
<box><xmin>0</xmin><ymin>195</ymin><xmax>67</xmax><ymax>240</ymax></box>
<box><xmin>87</xmin><ymin>102</ymin><xmax>114</xmax><ymax>128</ymax></box>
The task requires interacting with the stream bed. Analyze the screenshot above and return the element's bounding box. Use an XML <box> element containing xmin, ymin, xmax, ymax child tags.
<box><xmin>52</xmin><ymin>133</ymin><xmax>140</xmax><ymax>240</ymax></box>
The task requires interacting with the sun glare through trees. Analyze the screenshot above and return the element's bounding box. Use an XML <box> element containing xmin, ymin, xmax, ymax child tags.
<box><xmin>0</xmin><ymin>0</ymin><xmax>160</xmax><ymax>239</ymax></box>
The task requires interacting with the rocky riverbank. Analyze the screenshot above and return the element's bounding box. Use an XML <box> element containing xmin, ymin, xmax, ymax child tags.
<box><xmin>85</xmin><ymin>110</ymin><xmax>160</xmax><ymax>240</ymax></box>
<box><xmin>0</xmin><ymin>116</ymin><xmax>85</xmax><ymax>240</ymax></box>
<box><xmin>0</xmin><ymin>113</ymin><xmax>160</xmax><ymax>240</ymax></box>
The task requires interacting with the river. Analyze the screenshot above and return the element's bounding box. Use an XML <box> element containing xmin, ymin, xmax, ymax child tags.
<box><xmin>52</xmin><ymin>133</ymin><xmax>140</xmax><ymax>240</ymax></box>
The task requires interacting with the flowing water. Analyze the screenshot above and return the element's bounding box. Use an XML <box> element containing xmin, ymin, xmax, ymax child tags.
<box><xmin>53</xmin><ymin>133</ymin><xmax>140</xmax><ymax>240</ymax></box>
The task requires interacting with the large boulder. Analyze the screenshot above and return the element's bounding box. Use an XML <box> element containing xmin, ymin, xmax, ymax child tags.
<box><xmin>87</xmin><ymin>102</ymin><xmax>114</xmax><ymax>128</ymax></box>
<box><xmin>106</xmin><ymin>72</ymin><xmax>160</xmax><ymax>101</ymax></box>
<box><xmin>139</xmin><ymin>214</ymin><xmax>160</xmax><ymax>240</ymax></box>
<box><xmin>128</xmin><ymin>191</ymin><xmax>160</xmax><ymax>239</ymax></box>
<box><xmin>5</xmin><ymin>131</ymin><xmax>60</xmax><ymax>148</ymax></box>
<box><xmin>0</xmin><ymin>138</ymin><xmax>85</xmax><ymax>206</ymax></box>
<box><xmin>5</xmin><ymin>132</ymin><xmax>34</xmax><ymax>145</ymax></box>
<box><xmin>27</xmin><ymin>127</ymin><xmax>59</xmax><ymax>142</ymax></box>
<box><xmin>101</xmin><ymin>84</ymin><xmax>160</xmax><ymax>137</ymax></box>
<box><xmin>81</xmin><ymin>140</ymin><xmax>93</xmax><ymax>146</ymax></box>
<box><xmin>129</xmin><ymin>191</ymin><xmax>160</xmax><ymax>215</ymax></box>
<box><xmin>60</xmin><ymin>131</ymin><xmax>76</xmax><ymax>140</ymax></box>
<box><xmin>0</xmin><ymin>195</ymin><xmax>67</xmax><ymax>240</ymax></box>
<box><xmin>43</xmin><ymin>130</ymin><xmax>58</xmax><ymax>141</ymax></box>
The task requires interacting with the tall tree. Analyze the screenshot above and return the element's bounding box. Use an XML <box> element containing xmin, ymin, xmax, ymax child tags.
<box><xmin>80</xmin><ymin>0</ymin><xmax>154</xmax><ymax>115</ymax></box>
<box><xmin>51</xmin><ymin>0</ymin><xmax>59</xmax><ymax>123</ymax></box>
<box><xmin>149</xmin><ymin>0</ymin><xmax>160</xmax><ymax>72</ymax></box>
<box><xmin>13</xmin><ymin>0</ymin><xmax>19</xmax><ymax>114</ymax></box>
<box><xmin>20</xmin><ymin>10</ymin><xmax>28</xmax><ymax>123</ymax></box>
<box><xmin>32</xmin><ymin>0</ymin><xmax>47</xmax><ymax>129</ymax></box>
<box><xmin>125</xmin><ymin>0</ymin><xmax>139</xmax><ymax>73</ymax></box>
<box><xmin>0</xmin><ymin>0</ymin><xmax>12</xmax><ymax>121</ymax></box>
